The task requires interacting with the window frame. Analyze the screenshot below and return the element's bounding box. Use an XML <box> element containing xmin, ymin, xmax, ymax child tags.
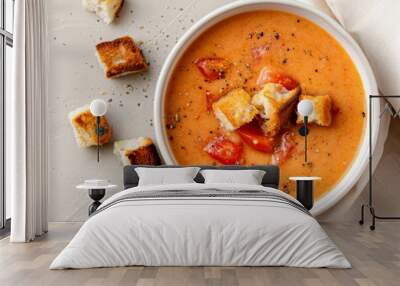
<box><xmin>0</xmin><ymin>0</ymin><xmax>13</xmax><ymax>233</ymax></box>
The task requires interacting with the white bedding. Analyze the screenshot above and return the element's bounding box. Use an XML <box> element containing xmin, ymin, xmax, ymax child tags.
<box><xmin>50</xmin><ymin>183</ymin><xmax>350</xmax><ymax>269</ymax></box>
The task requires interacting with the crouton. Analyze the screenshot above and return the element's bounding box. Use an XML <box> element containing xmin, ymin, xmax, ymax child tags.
<box><xmin>96</xmin><ymin>36</ymin><xmax>148</xmax><ymax>78</ymax></box>
<box><xmin>251</xmin><ymin>83</ymin><xmax>300</xmax><ymax>136</ymax></box>
<box><xmin>296</xmin><ymin>95</ymin><xmax>332</xmax><ymax>126</ymax></box>
<box><xmin>114</xmin><ymin>137</ymin><xmax>161</xmax><ymax>165</ymax></box>
<box><xmin>82</xmin><ymin>0</ymin><xmax>124</xmax><ymax>24</ymax></box>
<box><xmin>68</xmin><ymin>105</ymin><xmax>112</xmax><ymax>147</ymax></box>
<box><xmin>212</xmin><ymin>88</ymin><xmax>259</xmax><ymax>131</ymax></box>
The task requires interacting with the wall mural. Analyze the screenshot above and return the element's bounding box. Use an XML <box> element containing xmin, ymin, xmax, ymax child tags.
<box><xmin>69</xmin><ymin>1</ymin><xmax>370</xmax><ymax>204</ymax></box>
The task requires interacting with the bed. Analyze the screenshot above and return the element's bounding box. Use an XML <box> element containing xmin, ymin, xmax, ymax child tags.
<box><xmin>50</xmin><ymin>165</ymin><xmax>350</xmax><ymax>269</ymax></box>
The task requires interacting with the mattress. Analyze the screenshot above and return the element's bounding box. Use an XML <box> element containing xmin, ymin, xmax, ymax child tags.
<box><xmin>50</xmin><ymin>183</ymin><xmax>350</xmax><ymax>269</ymax></box>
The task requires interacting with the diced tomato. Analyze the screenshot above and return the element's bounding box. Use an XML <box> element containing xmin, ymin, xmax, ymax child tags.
<box><xmin>204</xmin><ymin>136</ymin><xmax>243</xmax><ymax>165</ymax></box>
<box><xmin>270</xmin><ymin>73</ymin><xmax>299</xmax><ymax>90</ymax></box>
<box><xmin>251</xmin><ymin>45</ymin><xmax>269</xmax><ymax>60</ymax></box>
<box><xmin>272</xmin><ymin>132</ymin><xmax>296</xmax><ymax>165</ymax></box>
<box><xmin>205</xmin><ymin>90</ymin><xmax>221</xmax><ymax>112</ymax></box>
<box><xmin>194</xmin><ymin>57</ymin><xmax>230</xmax><ymax>81</ymax></box>
<box><xmin>331</xmin><ymin>101</ymin><xmax>340</xmax><ymax>116</ymax></box>
<box><xmin>256</xmin><ymin>67</ymin><xmax>299</xmax><ymax>90</ymax></box>
<box><xmin>237</xmin><ymin>122</ymin><xmax>275</xmax><ymax>153</ymax></box>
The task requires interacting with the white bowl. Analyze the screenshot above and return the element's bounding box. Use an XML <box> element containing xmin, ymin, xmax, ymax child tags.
<box><xmin>154</xmin><ymin>0</ymin><xmax>379</xmax><ymax>215</ymax></box>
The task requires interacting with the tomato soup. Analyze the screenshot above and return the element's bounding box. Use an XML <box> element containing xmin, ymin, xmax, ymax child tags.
<box><xmin>164</xmin><ymin>11</ymin><xmax>365</xmax><ymax>199</ymax></box>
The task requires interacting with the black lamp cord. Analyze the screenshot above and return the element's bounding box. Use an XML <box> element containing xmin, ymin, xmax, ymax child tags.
<box><xmin>304</xmin><ymin>116</ymin><xmax>308</xmax><ymax>163</ymax></box>
<box><xmin>96</xmin><ymin>116</ymin><xmax>100</xmax><ymax>163</ymax></box>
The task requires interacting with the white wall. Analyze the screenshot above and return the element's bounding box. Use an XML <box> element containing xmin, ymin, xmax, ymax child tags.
<box><xmin>47</xmin><ymin>0</ymin><xmax>400</xmax><ymax>223</ymax></box>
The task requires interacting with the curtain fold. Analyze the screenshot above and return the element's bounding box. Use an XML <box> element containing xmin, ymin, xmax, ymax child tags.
<box><xmin>10</xmin><ymin>0</ymin><xmax>48</xmax><ymax>242</ymax></box>
<box><xmin>325</xmin><ymin>0</ymin><xmax>400</xmax><ymax>108</ymax></box>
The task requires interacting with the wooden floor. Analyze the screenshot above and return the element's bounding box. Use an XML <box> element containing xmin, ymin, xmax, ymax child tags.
<box><xmin>0</xmin><ymin>222</ymin><xmax>399</xmax><ymax>286</ymax></box>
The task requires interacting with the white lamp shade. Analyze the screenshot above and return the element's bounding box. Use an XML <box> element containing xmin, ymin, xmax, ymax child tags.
<box><xmin>297</xmin><ymin>99</ymin><xmax>314</xmax><ymax>117</ymax></box>
<box><xmin>90</xmin><ymin>99</ymin><xmax>107</xmax><ymax>117</ymax></box>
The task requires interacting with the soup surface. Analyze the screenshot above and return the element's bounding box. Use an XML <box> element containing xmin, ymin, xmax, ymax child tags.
<box><xmin>165</xmin><ymin>11</ymin><xmax>365</xmax><ymax>199</ymax></box>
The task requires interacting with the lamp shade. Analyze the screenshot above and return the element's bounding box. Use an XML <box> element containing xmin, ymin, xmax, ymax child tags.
<box><xmin>297</xmin><ymin>99</ymin><xmax>314</xmax><ymax>117</ymax></box>
<box><xmin>90</xmin><ymin>99</ymin><xmax>107</xmax><ymax>117</ymax></box>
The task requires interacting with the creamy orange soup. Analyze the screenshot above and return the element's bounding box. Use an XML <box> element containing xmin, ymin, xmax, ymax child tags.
<box><xmin>165</xmin><ymin>11</ymin><xmax>365</xmax><ymax>199</ymax></box>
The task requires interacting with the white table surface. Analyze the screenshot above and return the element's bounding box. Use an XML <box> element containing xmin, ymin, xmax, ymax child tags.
<box><xmin>76</xmin><ymin>184</ymin><xmax>118</xmax><ymax>190</ymax></box>
<box><xmin>289</xmin><ymin>177</ymin><xmax>321</xmax><ymax>181</ymax></box>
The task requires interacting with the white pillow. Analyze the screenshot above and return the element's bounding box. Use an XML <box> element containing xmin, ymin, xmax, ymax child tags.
<box><xmin>135</xmin><ymin>167</ymin><xmax>200</xmax><ymax>186</ymax></box>
<box><xmin>200</xmin><ymin>169</ymin><xmax>266</xmax><ymax>185</ymax></box>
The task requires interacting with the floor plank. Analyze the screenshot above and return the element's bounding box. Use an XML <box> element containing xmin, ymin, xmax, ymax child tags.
<box><xmin>0</xmin><ymin>222</ymin><xmax>399</xmax><ymax>286</ymax></box>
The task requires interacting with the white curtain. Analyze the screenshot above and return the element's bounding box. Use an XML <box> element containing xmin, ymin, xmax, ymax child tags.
<box><xmin>9</xmin><ymin>0</ymin><xmax>48</xmax><ymax>242</ymax></box>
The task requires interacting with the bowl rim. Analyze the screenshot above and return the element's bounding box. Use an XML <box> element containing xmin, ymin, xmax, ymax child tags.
<box><xmin>154</xmin><ymin>0</ymin><xmax>379</xmax><ymax>215</ymax></box>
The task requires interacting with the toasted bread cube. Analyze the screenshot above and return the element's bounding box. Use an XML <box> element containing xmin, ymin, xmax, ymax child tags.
<box><xmin>212</xmin><ymin>88</ymin><xmax>259</xmax><ymax>131</ymax></box>
<box><xmin>251</xmin><ymin>83</ymin><xmax>300</xmax><ymax>136</ymax></box>
<box><xmin>296</xmin><ymin>95</ymin><xmax>332</xmax><ymax>126</ymax></box>
<box><xmin>82</xmin><ymin>0</ymin><xmax>124</xmax><ymax>24</ymax></box>
<box><xmin>69</xmin><ymin>105</ymin><xmax>112</xmax><ymax>148</ymax></box>
<box><xmin>114</xmin><ymin>137</ymin><xmax>161</xmax><ymax>166</ymax></box>
<box><xmin>96</xmin><ymin>36</ymin><xmax>148</xmax><ymax>79</ymax></box>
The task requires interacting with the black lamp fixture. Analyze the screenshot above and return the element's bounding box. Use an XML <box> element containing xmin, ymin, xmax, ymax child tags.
<box><xmin>90</xmin><ymin>99</ymin><xmax>108</xmax><ymax>162</ymax></box>
<box><xmin>291</xmin><ymin>100</ymin><xmax>319</xmax><ymax>211</ymax></box>
<box><xmin>359</xmin><ymin>95</ymin><xmax>400</xmax><ymax>230</ymax></box>
<box><xmin>297</xmin><ymin>99</ymin><xmax>314</xmax><ymax>163</ymax></box>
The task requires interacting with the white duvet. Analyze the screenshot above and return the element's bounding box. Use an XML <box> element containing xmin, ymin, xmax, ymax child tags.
<box><xmin>50</xmin><ymin>183</ymin><xmax>350</xmax><ymax>269</ymax></box>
